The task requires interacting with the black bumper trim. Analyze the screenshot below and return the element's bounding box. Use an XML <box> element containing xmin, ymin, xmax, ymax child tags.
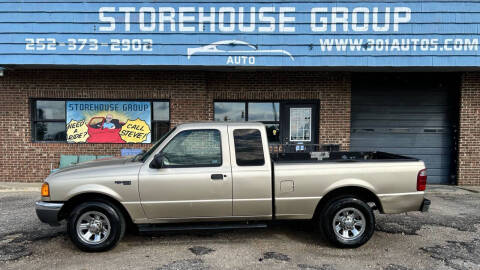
<box><xmin>420</xmin><ymin>198</ymin><xmax>431</xmax><ymax>212</ymax></box>
<box><xmin>35</xmin><ymin>201</ymin><xmax>63</xmax><ymax>226</ymax></box>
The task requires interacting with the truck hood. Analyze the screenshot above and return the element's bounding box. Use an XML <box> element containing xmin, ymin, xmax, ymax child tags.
<box><xmin>49</xmin><ymin>157</ymin><xmax>135</xmax><ymax>177</ymax></box>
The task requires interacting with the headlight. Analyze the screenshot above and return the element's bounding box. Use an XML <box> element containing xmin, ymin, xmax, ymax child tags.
<box><xmin>41</xmin><ymin>182</ymin><xmax>50</xmax><ymax>197</ymax></box>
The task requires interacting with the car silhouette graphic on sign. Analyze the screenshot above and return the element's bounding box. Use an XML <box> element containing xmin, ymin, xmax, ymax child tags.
<box><xmin>187</xmin><ymin>40</ymin><xmax>294</xmax><ymax>61</ymax></box>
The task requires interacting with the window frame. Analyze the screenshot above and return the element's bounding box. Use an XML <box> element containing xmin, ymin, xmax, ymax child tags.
<box><xmin>160</xmin><ymin>128</ymin><xmax>223</xmax><ymax>168</ymax></box>
<box><xmin>213</xmin><ymin>100</ymin><xmax>281</xmax><ymax>143</ymax></box>
<box><xmin>30</xmin><ymin>98</ymin><xmax>171</xmax><ymax>143</ymax></box>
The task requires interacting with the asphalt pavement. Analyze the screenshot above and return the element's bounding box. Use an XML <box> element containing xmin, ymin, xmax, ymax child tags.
<box><xmin>0</xmin><ymin>185</ymin><xmax>479</xmax><ymax>270</ymax></box>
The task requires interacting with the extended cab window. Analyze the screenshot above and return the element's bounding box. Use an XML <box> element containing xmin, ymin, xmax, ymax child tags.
<box><xmin>161</xmin><ymin>129</ymin><xmax>222</xmax><ymax>167</ymax></box>
<box><xmin>233</xmin><ymin>129</ymin><xmax>265</xmax><ymax>166</ymax></box>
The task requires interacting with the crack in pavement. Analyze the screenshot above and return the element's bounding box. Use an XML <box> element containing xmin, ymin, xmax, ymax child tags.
<box><xmin>298</xmin><ymin>263</ymin><xmax>336</xmax><ymax>270</ymax></box>
<box><xmin>157</xmin><ymin>258</ymin><xmax>209</xmax><ymax>270</ymax></box>
<box><xmin>375</xmin><ymin>213</ymin><xmax>479</xmax><ymax>235</ymax></box>
<box><xmin>261</xmin><ymin>251</ymin><xmax>291</xmax><ymax>262</ymax></box>
<box><xmin>376</xmin><ymin>209</ymin><xmax>480</xmax><ymax>236</ymax></box>
<box><xmin>384</xmin><ymin>264</ymin><xmax>413</xmax><ymax>270</ymax></box>
<box><xmin>421</xmin><ymin>238</ymin><xmax>480</xmax><ymax>270</ymax></box>
<box><xmin>0</xmin><ymin>230</ymin><xmax>65</xmax><ymax>262</ymax></box>
<box><xmin>189</xmin><ymin>246</ymin><xmax>215</xmax><ymax>256</ymax></box>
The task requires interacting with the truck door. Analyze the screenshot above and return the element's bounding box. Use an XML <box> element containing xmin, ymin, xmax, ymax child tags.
<box><xmin>138</xmin><ymin>127</ymin><xmax>232</xmax><ymax>220</ymax></box>
<box><xmin>228</xmin><ymin>127</ymin><xmax>273</xmax><ymax>218</ymax></box>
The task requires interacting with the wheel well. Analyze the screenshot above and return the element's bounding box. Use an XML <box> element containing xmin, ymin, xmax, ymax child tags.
<box><xmin>59</xmin><ymin>193</ymin><xmax>134</xmax><ymax>226</ymax></box>
<box><xmin>313</xmin><ymin>186</ymin><xmax>383</xmax><ymax>219</ymax></box>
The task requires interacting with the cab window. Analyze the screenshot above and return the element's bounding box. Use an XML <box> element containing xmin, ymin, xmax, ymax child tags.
<box><xmin>233</xmin><ymin>129</ymin><xmax>265</xmax><ymax>166</ymax></box>
<box><xmin>161</xmin><ymin>129</ymin><xmax>222</xmax><ymax>167</ymax></box>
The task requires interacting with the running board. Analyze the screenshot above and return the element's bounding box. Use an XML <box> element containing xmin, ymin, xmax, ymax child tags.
<box><xmin>137</xmin><ymin>222</ymin><xmax>268</xmax><ymax>233</ymax></box>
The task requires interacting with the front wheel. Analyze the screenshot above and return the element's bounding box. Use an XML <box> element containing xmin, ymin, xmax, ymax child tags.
<box><xmin>319</xmin><ymin>197</ymin><xmax>375</xmax><ymax>248</ymax></box>
<box><xmin>67</xmin><ymin>201</ymin><xmax>126</xmax><ymax>252</ymax></box>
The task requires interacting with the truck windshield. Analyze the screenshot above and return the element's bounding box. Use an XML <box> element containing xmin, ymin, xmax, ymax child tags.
<box><xmin>134</xmin><ymin>127</ymin><xmax>176</xmax><ymax>162</ymax></box>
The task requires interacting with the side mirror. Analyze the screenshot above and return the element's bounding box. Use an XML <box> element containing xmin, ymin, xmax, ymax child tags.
<box><xmin>149</xmin><ymin>153</ymin><xmax>164</xmax><ymax>169</ymax></box>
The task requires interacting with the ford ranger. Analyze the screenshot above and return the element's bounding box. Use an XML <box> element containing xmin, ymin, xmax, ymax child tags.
<box><xmin>36</xmin><ymin>122</ymin><xmax>430</xmax><ymax>252</ymax></box>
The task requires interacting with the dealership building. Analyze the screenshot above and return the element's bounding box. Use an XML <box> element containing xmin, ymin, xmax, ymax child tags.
<box><xmin>0</xmin><ymin>0</ymin><xmax>479</xmax><ymax>185</ymax></box>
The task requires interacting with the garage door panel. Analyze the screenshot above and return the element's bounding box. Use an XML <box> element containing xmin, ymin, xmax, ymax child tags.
<box><xmin>352</xmin><ymin>128</ymin><xmax>451</xmax><ymax>134</ymax></box>
<box><xmin>352</xmin><ymin>120</ymin><xmax>450</xmax><ymax>128</ymax></box>
<box><xmin>427</xmin><ymin>175</ymin><xmax>448</xmax><ymax>184</ymax></box>
<box><xmin>351</xmin><ymin>113</ymin><xmax>449</xmax><ymax>121</ymax></box>
<box><xmin>405</xmin><ymin>154</ymin><xmax>451</xmax><ymax>163</ymax></box>
<box><xmin>353</xmin><ymin>96</ymin><xmax>448</xmax><ymax>106</ymax></box>
<box><xmin>351</xmin><ymin>135</ymin><xmax>452</xmax><ymax>148</ymax></box>
<box><xmin>352</xmin><ymin>105</ymin><xmax>449</xmax><ymax>114</ymax></box>
<box><xmin>348</xmin><ymin>146</ymin><xmax>452</xmax><ymax>156</ymax></box>
<box><xmin>351</xmin><ymin>74</ymin><xmax>456</xmax><ymax>184</ymax></box>
<box><xmin>415</xmin><ymin>158</ymin><xmax>452</xmax><ymax>170</ymax></box>
<box><xmin>353</xmin><ymin>88</ymin><xmax>448</xmax><ymax>97</ymax></box>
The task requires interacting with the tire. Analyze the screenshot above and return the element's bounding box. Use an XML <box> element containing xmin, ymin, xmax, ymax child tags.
<box><xmin>67</xmin><ymin>201</ymin><xmax>126</xmax><ymax>252</ymax></box>
<box><xmin>319</xmin><ymin>197</ymin><xmax>375</xmax><ymax>248</ymax></box>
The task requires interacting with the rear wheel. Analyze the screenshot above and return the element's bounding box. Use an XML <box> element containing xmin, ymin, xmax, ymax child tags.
<box><xmin>319</xmin><ymin>197</ymin><xmax>375</xmax><ymax>248</ymax></box>
<box><xmin>67</xmin><ymin>201</ymin><xmax>125</xmax><ymax>252</ymax></box>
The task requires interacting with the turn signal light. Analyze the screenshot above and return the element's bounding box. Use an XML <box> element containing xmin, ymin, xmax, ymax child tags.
<box><xmin>417</xmin><ymin>169</ymin><xmax>427</xmax><ymax>191</ymax></box>
<box><xmin>41</xmin><ymin>182</ymin><xmax>50</xmax><ymax>197</ymax></box>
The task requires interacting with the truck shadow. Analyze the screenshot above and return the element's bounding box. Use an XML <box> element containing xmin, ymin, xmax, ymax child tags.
<box><xmin>122</xmin><ymin>220</ymin><xmax>328</xmax><ymax>248</ymax></box>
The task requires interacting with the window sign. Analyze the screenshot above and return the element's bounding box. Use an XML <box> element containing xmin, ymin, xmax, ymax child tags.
<box><xmin>66</xmin><ymin>101</ymin><xmax>152</xmax><ymax>143</ymax></box>
<box><xmin>289</xmin><ymin>108</ymin><xmax>311</xmax><ymax>142</ymax></box>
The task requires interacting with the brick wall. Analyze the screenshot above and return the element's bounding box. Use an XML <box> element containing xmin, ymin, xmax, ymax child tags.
<box><xmin>206</xmin><ymin>72</ymin><xmax>351</xmax><ymax>149</ymax></box>
<box><xmin>458</xmin><ymin>72</ymin><xmax>480</xmax><ymax>186</ymax></box>
<box><xmin>0</xmin><ymin>69</ymin><xmax>350</xmax><ymax>182</ymax></box>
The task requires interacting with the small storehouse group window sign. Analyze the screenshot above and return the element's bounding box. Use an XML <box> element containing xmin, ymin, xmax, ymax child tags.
<box><xmin>66</xmin><ymin>101</ymin><xmax>152</xmax><ymax>143</ymax></box>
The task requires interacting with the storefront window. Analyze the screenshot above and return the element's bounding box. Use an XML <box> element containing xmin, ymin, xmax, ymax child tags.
<box><xmin>248</xmin><ymin>102</ymin><xmax>279</xmax><ymax>122</ymax></box>
<box><xmin>32</xmin><ymin>99</ymin><xmax>170</xmax><ymax>143</ymax></box>
<box><xmin>32</xmin><ymin>100</ymin><xmax>66</xmax><ymax>141</ymax></box>
<box><xmin>153</xmin><ymin>101</ymin><xmax>169</xmax><ymax>121</ymax></box>
<box><xmin>152</xmin><ymin>101</ymin><xmax>170</xmax><ymax>141</ymax></box>
<box><xmin>214</xmin><ymin>102</ymin><xmax>246</xmax><ymax>122</ymax></box>
<box><xmin>264</xmin><ymin>123</ymin><xmax>280</xmax><ymax>143</ymax></box>
<box><xmin>35</xmin><ymin>100</ymin><xmax>65</xmax><ymax>120</ymax></box>
<box><xmin>248</xmin><ymin>102</ymin><xmax>280</xmax><ymax>143</ymax></box>
<box><xmin>213</xmin><ymin>101</ymin><xmax>280</xmax><ymax>143</ymax></box>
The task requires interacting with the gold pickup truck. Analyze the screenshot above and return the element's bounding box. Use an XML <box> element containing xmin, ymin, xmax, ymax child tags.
<box><xmin>36</xmin><ymin>122</ymin><xmax>430</xmax><ymax>252</ymax></box>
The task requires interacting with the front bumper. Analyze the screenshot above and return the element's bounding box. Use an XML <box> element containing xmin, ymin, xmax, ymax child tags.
<box><xmin>420</xmin><ymin>198</ymin><xmax>431</xmax><ymax>212</ymax></box>
<box><xmin>35</xmin><ymin>201</ymin><xmax>64</xmax><ymax>226</ymax></box>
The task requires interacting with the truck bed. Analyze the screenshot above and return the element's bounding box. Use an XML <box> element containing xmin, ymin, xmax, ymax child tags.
<box><xmin>271</xmin><ymin>149</ymin><xmax>425</xmax><ymax>218</ymax></box>
<box><xmin>272</xmin><ymin>151</ymin><xmax>418</xmax><ymax>163</ymax></box>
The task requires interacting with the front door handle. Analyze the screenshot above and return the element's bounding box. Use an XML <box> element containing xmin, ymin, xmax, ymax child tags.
<box><xmin>211</xmin><ymin>174</ymin><xmax>224</xmax><ymax>180</ymax></box>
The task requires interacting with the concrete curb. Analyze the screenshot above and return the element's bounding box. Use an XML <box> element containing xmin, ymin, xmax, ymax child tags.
<box><xmin>0</xmin><ymin>182</ymin><xmax>41</xmax><ymax>192</ymax></box>
<box><xmin>457</xmin><ymin>186</ymin><xmax>480</xmax><ymax>193</ymax></box>
<box><xmin>426</xmin><ymin>184</ymin><xmax>479</xmax><ymax>195</ymax></box>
